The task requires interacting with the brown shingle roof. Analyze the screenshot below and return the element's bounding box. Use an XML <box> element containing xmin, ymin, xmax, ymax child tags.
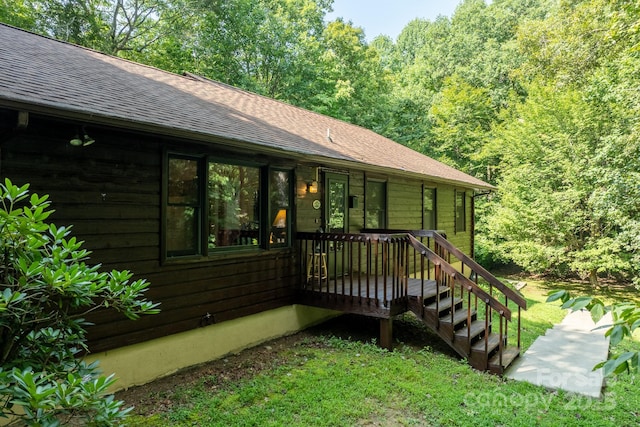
<box><xmin>0</xmin><ymin>24</ymin><xmax>493</xmax><ymax>190</ymax></box>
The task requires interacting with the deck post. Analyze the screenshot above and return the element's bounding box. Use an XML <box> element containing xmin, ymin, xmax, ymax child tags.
<box><xmin>379</xmin><ymin>317</ymin><xmax>393</xmax><ymax>351</ymax></box>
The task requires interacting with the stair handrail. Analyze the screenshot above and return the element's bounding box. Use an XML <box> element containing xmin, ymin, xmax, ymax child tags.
<box><xmin>410</xmin><ymin>230</ymin><xmax>527</xmax><ymax>310</ymax></box>
<box><xmin>407</xmin><ymin>235</ymin><xmax>511</xmax><ymax>321</ymax></box>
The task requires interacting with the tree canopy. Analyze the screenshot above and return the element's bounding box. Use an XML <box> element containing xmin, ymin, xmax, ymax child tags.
<box><xmin>1</xmin><ymin>0</ymin><xmax>638</xmax><ymax>286</ymax></box>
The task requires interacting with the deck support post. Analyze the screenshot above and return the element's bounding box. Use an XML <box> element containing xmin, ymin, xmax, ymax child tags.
<box><xmin>379</xmin><ymin>317</ymin><xmax>393</xmax><ymax>351</ymax></box>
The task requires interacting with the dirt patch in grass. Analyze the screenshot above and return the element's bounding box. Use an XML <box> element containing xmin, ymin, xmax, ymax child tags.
<box><xmin>116</xmin><ymin>313</ymin><xmax>458</xmax><ymax>417</ymax></box>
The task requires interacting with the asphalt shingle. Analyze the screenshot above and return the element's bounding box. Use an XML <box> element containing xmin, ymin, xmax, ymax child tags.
<box><xmin>0</xmin><ymin>24</ymin><xmax>493</xmax><ymax>190</ymax></box>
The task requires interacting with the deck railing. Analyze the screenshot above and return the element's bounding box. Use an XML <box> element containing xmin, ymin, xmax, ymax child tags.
<box><xmin>411</xmin><ymin>230</ymin><xmax>527</xmax><ymax>351</ymax></box>
<box><xmin>297</xmin><ymin>232</ymin><xmax>410</xmax><ymax>308</ymax></box>
<box><xmin>363</xmin><ymin>229</ymin><xmax>526</xmax><ymax>343</ymax></box>
<box><xmin>297</xmin><ymin>230</ymin><xmax>526</xmax><ymax>371</ymax></box>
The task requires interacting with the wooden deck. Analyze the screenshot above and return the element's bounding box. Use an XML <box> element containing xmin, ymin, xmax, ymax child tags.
<box><xmin>301</xmin><ymin>275</ymin><xmax>438</xmax><ymax>317</ymax></box>
<box><xmin>296</xmin><ymin>231</ymin><xmax>527</xmax><ymax>374</ymax></box>
<box><xmin>302</xmin><ymin>275</ymin><xmax>436</xmax><ymax>314</ymax></box>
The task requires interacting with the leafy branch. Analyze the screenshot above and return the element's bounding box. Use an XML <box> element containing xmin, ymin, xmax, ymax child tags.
<box><xmin>547</xmin><ymin>289</ymin><xmax>639</xmax><ymax>376</ymax></box>
<box><xmin>0</xmin><ymin>179</ymin><xmax>159</xmax><ymax>426</ymax></box>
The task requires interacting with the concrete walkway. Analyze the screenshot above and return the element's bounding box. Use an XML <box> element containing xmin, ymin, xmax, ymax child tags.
<box><xmin>505</xmin><ymin>309</ymin><xmax>612</xmax><ymax>398</ymax></box>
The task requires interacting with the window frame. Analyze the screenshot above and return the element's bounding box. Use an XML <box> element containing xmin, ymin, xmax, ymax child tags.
<box><xmin>422</xmin><ymin>185</ymin><xmax>437</xmax><ymax>231</ymax></box>
<box><xmin>163</xmin><ymin>151</ymin><xmax>293</xmax><ymax>262</ymax></box>
<box><xmin>164</xmin><ymin>154</ymin><xmax>204</xmax><ymax>258</ymax></box>
<box><xmin>268</xmin><ymin>167</ymin><xmax>293</xmax><ymax>248</ymax></box>
<box><xmin>455</xmin><ymin>190</ymin><xmax>466</xmax><ymax>234</ymax></box>
<box><xmin>365</xmin><ymin>178</ymin><xmax>387</xmax><ymax>230</ymax></box>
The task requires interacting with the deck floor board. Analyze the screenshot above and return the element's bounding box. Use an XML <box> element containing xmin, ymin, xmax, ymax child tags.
<box><xmin>303</xmin><ymin>276</ymin><xmax>438</xmax><ymax>303</ymax></box>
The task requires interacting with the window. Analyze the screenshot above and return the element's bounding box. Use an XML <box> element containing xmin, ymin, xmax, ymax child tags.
<box><xmin>208</xmin><ymin>162</ymin><xmax>261</xmax><ymax>249</ymax></box>
<box><xmin>167</xmin><ymin>156</ymin><xmax>201</xmax><ymax>256</ymax></box>
<box><xmin>455</xmin><ymin>190</ymin><xmax>466</xmax><ymax>233</ymax></box>
<box><xmin>269</xmin><ymin>169</ymin><xmax>291</xmax><ymax>247</ymax></box>
<box><xmin>165</xmin><ymin>153</ymin><xmax>292</xmax><ymax>258</ymax></box>
<box><xmin>423</xmin><ymin>186</ymin><xmax>436</xmax><ymax>230</ymax></box>
<box><xmin>365</xmin><ymin>180</ymin><xmax>386</xmax><ymax>229</ymax></box>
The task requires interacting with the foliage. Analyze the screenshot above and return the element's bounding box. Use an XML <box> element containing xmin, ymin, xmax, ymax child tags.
<box><xmin>2</xmin><ymin>0</ymin><xmax>638</xmax><ymax>286</ymax></box>
<box><xmin>548</xmin><ymin>289</ymin><xmax>640</xmax><ymax>376</ymax></box>
<box><xmin>482</xmin><ymin>0</ymin><xmax>640</xmax><ymax>285</ymax></box>
<box><xmin>0</xmin><ymin>179</ymin><xmax>159</xmax><ymax>426</ymax></box>
<box><xmin>126</xmin><ymin>279</ymin><xmax>639</xmax><ymax>426</ymax></box>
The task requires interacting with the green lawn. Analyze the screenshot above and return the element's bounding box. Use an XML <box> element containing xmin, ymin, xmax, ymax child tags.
<box><xmin>123</xmin><ymin>278</ymin><xmax>639</xmax><ymax>426</ymax></box>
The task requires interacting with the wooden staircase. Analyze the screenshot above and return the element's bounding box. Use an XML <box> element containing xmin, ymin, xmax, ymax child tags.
<box><xmin>297</xmin><ymin>229</ymin><xmax>527</xmax><ymax>375</ymax></box>
<box><xmin>405</xmin><ymin>233</ymin><xmax>526</xmax><ymax>374</ymax></box>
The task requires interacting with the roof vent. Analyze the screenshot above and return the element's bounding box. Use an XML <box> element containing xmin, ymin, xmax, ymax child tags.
<box><xmin>326</xmin><ymin>128</ymin><xmax>333</xmax><ymax>143</ymax></box>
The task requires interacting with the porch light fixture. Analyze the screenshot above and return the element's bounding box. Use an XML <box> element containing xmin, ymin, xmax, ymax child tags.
<box><xmin>69</xmin><ymin>134</ymin><xmax>84</xmax><ymax>146</ymax></box>
<box><xmin>69</xmin><ymin>126</ymin><xmax>95</xmax><ymax>146</ymax></box>
<box><xmin>307</xmin><ymin>180</ymin><xmax>318</xmax><ymax>194</ymax></box>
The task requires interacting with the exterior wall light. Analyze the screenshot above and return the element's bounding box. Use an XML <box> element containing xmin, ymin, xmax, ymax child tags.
<box><xmin>307</xmin><ymin>180</ymin><xmax>318</xmax><ymax>194</ymax></box>
<box><xmin>70</xmin><ymin>126</ymin><xmax>95</xmax><ymax>146</ymax></box>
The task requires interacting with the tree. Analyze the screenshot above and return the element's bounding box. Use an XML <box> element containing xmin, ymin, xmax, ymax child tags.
<box><xmin>307</xmin><ymin>18</ymin><xmax>392</xmax><ymax>130</ymax></box>
<box><xmin>481</xmin><ymin>0</ymin><xmax>640</xmax><ymax>285</ymax></box>
<box><xmin>428</xmin><ymin>74</ymin><xmax>496</xmax><ymax>178</ymax></box>
<box><xmin>0</xmin><ymin>0</ymin><xmax>37</xmax><ymax>29</ymax></box>
<box><xmin>0</xmin><ymin>180</ymin><xmax>159</xmax><ymax>426</ymax></box>
<box><xmin>0</xmin><ymin>0</ymin><xmax>173</xmax><ymax>55</ymax></box>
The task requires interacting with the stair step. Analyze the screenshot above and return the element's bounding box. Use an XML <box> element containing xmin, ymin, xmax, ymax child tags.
<box><xmin>422</xmin><ymin>284</ymin><xmax>450</xmax><ymax>300</ymax></box>
<box><xmin>455</xmin><ymin>319</ymin><xmax>486</xmax><ymax>341</ymax></box>
<box><xmin>470</xmin><ymin>333</ymin><xmax>502</xmax><ymax>354</ymax></box>
<box><xmin>425</xmin><ymin>297</ymin><xmax>462</xmax><ymax>314</ymax></box>
<box><xmin>488</xmin><ymin>346</ymin><xmax>520</xmax><ymax>371</ymax></box>
<box><xmin>441</xmin><ymin>308</ymin><xmax>477</xmax><ymax>328</ymax></box>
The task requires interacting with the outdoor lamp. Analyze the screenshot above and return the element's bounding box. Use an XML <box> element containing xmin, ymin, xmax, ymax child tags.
<box><xmin>69</xmin><ymin>126</ymin><xmax>95</xmax><ymax>146</ymax></box>
<box><xmin>307</xmin><ymin>180</ymin><xmax>318</xmax><ymax>194</ymax></box>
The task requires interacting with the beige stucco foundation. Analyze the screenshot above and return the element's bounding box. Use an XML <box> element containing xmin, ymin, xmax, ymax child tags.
<box><xmin>85</xmin><ymin>304</ymin><xmax>339</xmax><ymax>391</ymax></box>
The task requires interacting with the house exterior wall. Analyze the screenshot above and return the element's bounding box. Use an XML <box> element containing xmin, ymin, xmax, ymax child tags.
<box><xmin>0</xmin><ymin>113</ymin><xmax>299</xmax><ymax>353</ymax></box>
<box><xmin>295</xmin><ymin>166</ymin><xmax>474</xmax><ymax>256</ymax></box>
<box><xmin>85</xmin><ymin>304</ymin><xmax>339</xmax><ymax>391</ymax></box>
<box><xmin>1</xmin><ymin>110</ymin><xmax>476</xmax><ymax>383</ymax></box>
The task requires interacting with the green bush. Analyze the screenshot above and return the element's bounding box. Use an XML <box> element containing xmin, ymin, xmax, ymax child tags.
<box><xmin>0</xmin><ymin>179</ymin><xmax>159</xmax><ymax>426</ymax></box>
<box><xmin>473</xmin><ymin>234</ymin><xmax>508</xmax><ymax>270</ymax></box>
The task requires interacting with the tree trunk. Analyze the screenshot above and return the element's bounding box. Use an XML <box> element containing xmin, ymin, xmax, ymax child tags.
<box><xmin>589</xmin><ymin>269</ymin><xmax>599</xmax><ymax>288</ymax></box>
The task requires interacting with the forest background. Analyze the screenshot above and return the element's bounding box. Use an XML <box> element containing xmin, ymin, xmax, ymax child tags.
<box><xmin>1</xmin><ymin>0</ymin><xmax>638</xmax><ymax>288</ymax></box>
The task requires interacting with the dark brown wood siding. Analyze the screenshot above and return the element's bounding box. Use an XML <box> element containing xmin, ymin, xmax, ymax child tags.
<box><xmin>0</xmin><ymin>113</ymin><xmax>296</xmax><ymax>352</ymax></box>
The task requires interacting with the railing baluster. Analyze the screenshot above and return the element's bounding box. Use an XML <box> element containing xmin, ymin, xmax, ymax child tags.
<box><xmin>341</xmin><ymin>238</ymin><xmax>346</xmax><ymax>297</ymax></box>
<box><xmin>348</xmin><ymin>238</ymin><xmax>353</xmax><ymax>297</ymax></box>
<box><xmin>499</xmin><ymin>314</ymin><xmax>504</xmax><ymax>369</ymax></box>
<box><xmin>484</xmin><ymin>300</ymin><xmax>490</xmax><ymax>371</ymax></box>
<box><xmin>382</xmin><ymin>240</ymin><xmax>388</xmax><ymax>307</ymax></box>
<box><xmin>367</xmin><ymin>239</ymin><xmax>373</xmax><ymax>301</ymax></box>
<box><xmin>420</xmin><ymin>255</ymin><xmax>425</xmax><ymax>317</ymax></box>
<box><xmin>467</xmin><ymin>288</ymin><xmax>472</xmax><ymax>349</ymax></box>
<box><xmin>517</xmin><ymin>306</ymin><xmax>522</xmax><ymax>349</ymax></box>
<box><xmin>357</xmin><ymin>241</ymin><xmax>362</xmax><ymax>303</ymax></box>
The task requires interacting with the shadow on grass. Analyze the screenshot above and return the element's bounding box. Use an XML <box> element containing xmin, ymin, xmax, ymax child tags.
<box><xmin>535</xmin><ymin>278</ymin><xmax>639</xmax><ymax>304</ymax></box>
<box><xmin>308</xmin><ymin>313</ymin><xmax>460</xmax><ymax>359</ymax></box>
<box><xmin>493</xmin><ymin>267</ymin><xmax>639</xmax><ymax>305</ymax></box>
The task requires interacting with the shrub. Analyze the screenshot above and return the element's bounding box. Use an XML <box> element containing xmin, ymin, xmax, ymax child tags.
<box><xmin>0</xmin><ymin>179</ymin><xmax>159</xmax><ymax>426</ymax></box>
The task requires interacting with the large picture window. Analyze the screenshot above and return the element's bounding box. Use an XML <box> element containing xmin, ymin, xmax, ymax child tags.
<box><xmin>208</xmin><ymin>162</ymin><xmax>261</xmax><ymax>249</ymax></box>
<box><xmin>166</xmin><ymin>153</ymin><xmax>292</xmax><ymax>259</ymax></box>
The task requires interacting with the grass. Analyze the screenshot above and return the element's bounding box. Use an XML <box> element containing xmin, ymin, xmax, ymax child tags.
<box><xmin>124</xmin><ymin>278</ymin><xmax>639</xmax><ymax>426</ymax></box>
